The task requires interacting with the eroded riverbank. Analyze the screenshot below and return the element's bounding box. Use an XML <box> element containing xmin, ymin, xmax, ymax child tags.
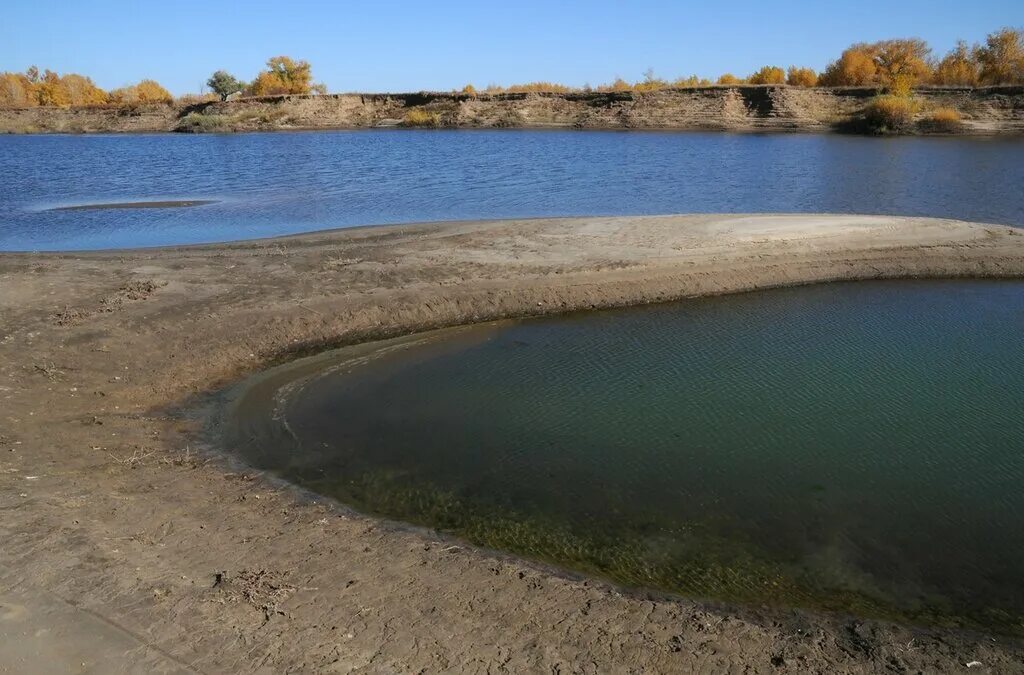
<box><xmin>3</xmin><ymin>215</ymin><xmax>1024</xmax><ymax>672</ymax></box>
<box><xmin>2</xmin><ymin>86</ymin><xmax>1023</xmax><ymax>135</ymax></box>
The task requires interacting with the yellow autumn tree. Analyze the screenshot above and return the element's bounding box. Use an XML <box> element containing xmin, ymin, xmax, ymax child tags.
<box><xmin>673</xmin><ymin>75</ymin><xmax>710</xmax><ymax>87</ymax></box>
<box><xmin>248</xmin><ymin>56</ymin><xmax>324</xmax><ymax>96</ymax></box>
<box><xmin>820</xmin><ymin>39</ymin><xmax>931</xmax><ymax>88</ymax></box>
<box><xmin>748</xmin><ymin>66</ymin><xmax>785</xmax><ymax>84</ymax></box>
<box><xmin>602</xmin><ymin>78</ymin><xmax>632</xmax><ymax>92</ymax></box>
<box><xmin>108</xmin><ymin>79</ymin><xmax>173</xmax><ymax>104</ymax></box>
<box><xmin>976</xmin><ymin>27</ymin><xmax>1024</xmax><ymax>84</ymax></box>
<box><xmin>1</xmin><ymin>68</ymin><xmax>110</xmax><ymax>107</ymax></box>
<box><xmin>35</xmin><ymin>70</ymin><xmax>71</xmax><ymax>106</ymax></box>
<box><xmin>716</xmin><ymin>73</ymin><xmax>743</xmax><ymax>85</ymax></box>
<box><xmin>786</xmin><ymin>66</ymin><xmax>818</xmax><ymax>87</ymax></box>
<box><xmin>633</xmin><ymin>68</ymin><xmax>668</xmax><ymax>92</ymax></box>
<box><xmin>135</xmin><ymin>79</ymin><xmax>173</xmax><ymax>102</ymax></box>
<box><xmin>248</xmin><ymin>71</ymin><xmax>288</xmax><ymax>96</ymax></box>
<box><xmin>819</xmin><ymin>44</ymin><xmax>879</xmax><ymax>86</ymax></box>
<box><xmin>506</xmin><ymin>82</ymin><xmax>574</xmax><ymax>93</ymax></box>
<box><xmin>60</xmin><ymin>74</ymin><xmax>108</xmax><ymax>105</ymax></box>
<box><xmin>0</xmin><ymin>72</ymin><xmax>36</xmax><ymax>107</ymax></box>
<box><xmin>933</xmin><ymin>41</ymin><xmax>980</xmax><ymax>86</ymax></box>
<box><xmin>873</xmin><ymin>39</ymin><xmax>932</xmax><ymax>86</ymax></box>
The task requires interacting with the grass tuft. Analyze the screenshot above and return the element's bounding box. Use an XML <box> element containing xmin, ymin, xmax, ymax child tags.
<box><xmin>920</xmin><ymin>107</ymin><xmax>963</xmax><ymax>132</ymax></box>
<box><xmin>864</xmin><ymin>95</ymin><xmax>921</xmax><ymax>132</ymax></box>
<box><xmin>175</xmin><ymin>112</ymin><xmax>228</xmax><ymax>133</ymax></box>
<box><xmin>402</xmin><ymin>108</ymin><xmax>440</xmax><ymax>127</ymax></box>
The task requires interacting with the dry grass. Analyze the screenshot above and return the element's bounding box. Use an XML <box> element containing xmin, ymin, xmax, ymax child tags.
<box><xmin>176</xmin><ymin>93</ymin><xmax>218</xmax><ymax>105</ymax></box>
<box><xmin>864</xmin><ymin>95</ymin><xmax>921</xmax><ymax>132</ymax></box>
<box><xmin>213</xmin><ymin>569</ymin><xmax>297</xmax><ymax>623</ymax></box>
<box><xmin>233</xmin><ymin>108</ymin><xmax>290</xmax><ymax>126</ymax></box>
<box><xmin>159</xmin><ymin>446</ymin><xmax>210</xmax><ymax>469</ymax></box>
<box><xmin>107</xmin><ymin>446</ymin><xmax>154</xmax><ymax>468</ymax></box>
<box><xmin>175</xmin><ymin>112</ymin><xmax>228</xmax><ymax>133</ymax></box>
<box><xmin>505</xmin><ymin>82</ymin><xmax>576</xmax><ymax>93</ymax></box>
<box><xmin>921</xmin><ymin>106</ymin><xmax>963</xmax><ymax>132</ymax></box>
<box><xmin>402</xmin><ymin>108</ymin><xmax>440</xmax><ymax>127</ymax></box>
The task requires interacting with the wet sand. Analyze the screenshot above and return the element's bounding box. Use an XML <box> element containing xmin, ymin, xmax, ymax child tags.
<box><xmin>2</xmin><ymin>214</ymin><xmax>1024</xmax><ymax>672</ymax></box>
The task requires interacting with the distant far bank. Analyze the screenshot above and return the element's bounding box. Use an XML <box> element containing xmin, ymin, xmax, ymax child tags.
<box><xmin>2</xmin><ymin>85</ymin><xmax>1023</xmax><ymax>136</ymax></box>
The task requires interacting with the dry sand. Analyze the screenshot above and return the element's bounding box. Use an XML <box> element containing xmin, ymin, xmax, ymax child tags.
<box><xmin>2</xmin><ymin>214</ymin><xmax>1024</xmax><ymax>673</ymax></box>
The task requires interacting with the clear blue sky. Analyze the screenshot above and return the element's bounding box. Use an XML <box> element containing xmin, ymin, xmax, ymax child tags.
<box><xmin>3</xmin><ymin>0</ymin><xmax>1021</xmax><ymax>95</ymax></box>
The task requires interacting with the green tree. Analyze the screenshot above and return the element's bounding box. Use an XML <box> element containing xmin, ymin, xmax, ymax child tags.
<box><xmin>207</xmin><ymin>70</ymin><xmax>244</xmax><ymax>100</ymax></box>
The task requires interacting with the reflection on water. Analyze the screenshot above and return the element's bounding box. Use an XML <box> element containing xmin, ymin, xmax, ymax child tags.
<box><xmin>222</xmin><ymin>280</ymin><xmax>1024</xmax><ymax>634</ymax></box>
<box><xmin>2</xmin><ymin>131</ymin><xmax>1023</xmax><ymax>250</ymax></box>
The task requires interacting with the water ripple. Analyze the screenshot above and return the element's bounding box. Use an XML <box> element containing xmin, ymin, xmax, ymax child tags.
<box><xmin>2</xmin><ymin>131</ymin><xmax>1024</xmax><ymax>250</ymax></box>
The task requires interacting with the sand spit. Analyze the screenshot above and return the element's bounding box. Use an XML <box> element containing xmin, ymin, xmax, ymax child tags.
<box><xmin>48</xmin><ymin>200</ymin><xmax>218</xmax><ymax>211</ymax></box>
<box><xmin>2</xmin><ymin>214</ymin><xmax>1024</xmax><ymax>672</ymax></box>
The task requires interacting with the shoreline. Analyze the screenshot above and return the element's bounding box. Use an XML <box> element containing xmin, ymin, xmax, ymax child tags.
<box><xmin>6</xmin><ymin>124</ymin><xmax>1020</xmax><ymax>139</ymax></box>
<box><xmin>4</xmin><ymin>214</ymin><xmax>1024</xmax><ymax>671</ymax></box>
<box><xmin>3</xmin><ymin>85</ymin><xmax>1023</xmax><ymax>135</ymax></box>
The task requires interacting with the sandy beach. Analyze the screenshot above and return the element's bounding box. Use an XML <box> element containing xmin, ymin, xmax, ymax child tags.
<box><xmin>3</xmin><ymin>214</ymin><xmax>1024</xmax><ymax>673</ymax></box>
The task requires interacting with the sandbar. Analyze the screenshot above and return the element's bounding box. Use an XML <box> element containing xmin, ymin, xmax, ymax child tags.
<box><xmin>2</xmin><ymin>214</ymin><xmax>1024</xmax><ymax>672</ymax></box>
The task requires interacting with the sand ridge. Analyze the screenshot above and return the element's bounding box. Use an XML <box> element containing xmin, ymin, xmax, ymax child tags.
<box><xmin>2</xmin><ymin>214</ymin><xmax>1024</xmax><ymax>672</ymax></box>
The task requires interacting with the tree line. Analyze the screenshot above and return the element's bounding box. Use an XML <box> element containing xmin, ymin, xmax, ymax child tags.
<box><xmin>0</xmin><ymin>67</ymin><xmax>174</xmax><ymax>107</ymax></box>
<box><xmin>1</xmin><ymin>27</ymin><xmax>1021</xmax><ymax>109</ymax></box>
<box><xmin>478</xmin><ymin>27</ymin><xmax>1023</xmax><ymax>94</ymax></box>
<box><xmin>818</xmin><ymin>28</ymin><xmax>1024</xmax><ymax>87</ymax></box>
<box><xmin>0</xmin><ymin>56</ymin><xmax>324</xmax><ymax>108</ymax></box>
<box><xmin>205</xmin><ymin>56</ymin><xmax>326</xmax><ymax>100</ymax></box>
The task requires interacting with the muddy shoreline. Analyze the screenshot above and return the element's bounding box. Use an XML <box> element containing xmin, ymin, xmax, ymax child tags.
<box><xmin>3</xmin><ymin>214</ymin><xmax>1024</xmax><ymax>672</ymax></box>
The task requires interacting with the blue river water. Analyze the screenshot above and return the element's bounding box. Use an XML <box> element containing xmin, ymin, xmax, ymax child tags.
<box><xmin>1</xmin><ymin>130</ymin><xmax>1023</xmax><ymax>250</ymax></box>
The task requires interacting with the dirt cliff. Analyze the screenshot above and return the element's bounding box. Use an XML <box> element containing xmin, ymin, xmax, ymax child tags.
<box><xmin>2</xmin><ymin>85</ymin><xmax>1023</xmax><ymax>134</ymax></box>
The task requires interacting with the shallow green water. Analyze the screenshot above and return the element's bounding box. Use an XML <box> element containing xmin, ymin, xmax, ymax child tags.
<box><xmin>223</xmin><ymin>280</ymin><xmax>1024</xmax><ymax>633</ymax></box>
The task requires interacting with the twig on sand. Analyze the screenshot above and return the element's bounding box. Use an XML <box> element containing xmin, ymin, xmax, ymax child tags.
<box><xmin>32</xmin><ymin>362</ymin><xmax>65</xmax><ymax>379</ymax></box>
<box><xmin>213</xmin><ymin>569</ymin><xmax>297</xmax><ymax>624</ymax></box>
<box><xmin>107</xmin><ymin>447</ymin><xmax>153</xmax><ymax>467</ymax></box>
<box><xmin>158</xmin><ymin>445</ymin><xmax>210</xmax><ymax>469</ymax></box>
